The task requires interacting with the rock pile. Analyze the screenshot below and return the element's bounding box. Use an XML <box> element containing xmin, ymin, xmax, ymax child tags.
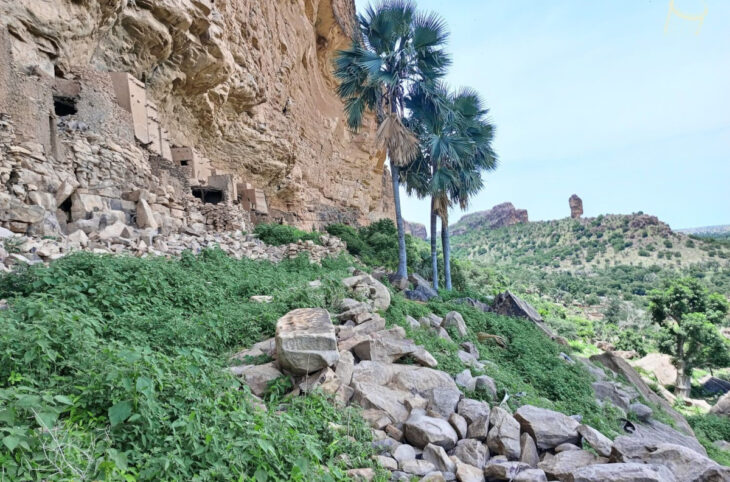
<box><xmin>0</xmin><ymin>227</ymin><xmax>346</xmax><ymax>270</ymax></box>
<box><xmin>231</xmin><ymin>274</ymin><xmax>729</xmax><ymax>481</ymax></box>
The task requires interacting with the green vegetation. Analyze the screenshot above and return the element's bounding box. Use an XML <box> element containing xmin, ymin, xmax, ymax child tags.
<box><xmin>649</xmin><ymin>278</ymin><xmax>730</xmax><ymax>398</ymax></box>
<box><xmin>688</xmin><ymin>414</ymin><xmax>730</xmax><ymax>466</ymax></box>
<box><xmin>0</xmin><ymin>251</ymin><xmax>382</xmax><ymax>480</ymax></box>
<box><xmin>254</xmin><ymin>223</ymin><xmax>321</xmax><ymax>246</ymax></box>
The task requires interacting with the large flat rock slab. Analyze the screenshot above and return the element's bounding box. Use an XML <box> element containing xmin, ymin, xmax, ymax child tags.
<box><xmin>275</xmin><ymin>308</ymin><xmax>339</xmax><ymax>375</ymax></box>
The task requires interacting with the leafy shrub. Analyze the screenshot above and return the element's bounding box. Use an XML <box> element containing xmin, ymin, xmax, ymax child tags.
<box><xmin>0</xmin><ymin>251</ymin><xmax>380</xmax><ymax>480</ymax></box>
<box><xmin>254</xmin><ymin>223</ymin><xmax>321</xmax><ymax>246</ymax></box>
<box><xmin>688</xmin><ymin>414</ymin><xmax>730</xmax><ymax>466</ymax></box>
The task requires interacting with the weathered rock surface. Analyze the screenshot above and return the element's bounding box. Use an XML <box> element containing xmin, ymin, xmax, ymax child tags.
<box><xmin>514</xmin><ymin>406</ymin><xmax>580</xmax><ymax>450</ymax></box>
<box><xmin>632</xmin><ymin>353</ymin><xmax>677</xmax><ymax>387</ymax></box>
<box><xmin>577</xmin><ymin>424</ymin><xmax>612</xmax><ymax>458</ymax></box>
<box><xmin>538</xmin><ymin>450</ymin><xmax>602</xmax><ymax>480</ymax></box>
<box><xmin>229</xmin><ymin>362</ymin><xmax>283</xmax><ymax>397</ymax></box>
<box><xmin>569</xmin><ymin>195</ymin><xmax>583</xmax><ymax>219</ymax></box>
<box><xmin>710</xmin><ymin>392</ymin><xmax>730</xmax><ymax>416</ymax></box>
<box><xmin>487</xmin><ymin>406</ymin><xmax>521</xmax><ymax>460</ymax></box>
<box><xmin>275</xmin><ymin>308</ymin><xmax>339</xmax><ymax>375</ymax></box>
<box><xmin>0</xmin><ymin>0</ymin><xmax>394</xmax><ymax>230</ymax></box>
<box><xmin>404</xmin><ymin>410</ymin><xmax>458</xmax><ymax>450</ymax></box>
<box><xmin>404</xmin><ymin>220</ymin><xmax>428</xmax><ymax>240</ymax></box>
<box><xmin>565</xmin><ymin>463</ymin><xmax>677</xmax><ymax>482</ymax></box>
<box><xmin>451</xmin><ymin>203</ymin><xmax>528</xmax><ymax>236</ymax></box>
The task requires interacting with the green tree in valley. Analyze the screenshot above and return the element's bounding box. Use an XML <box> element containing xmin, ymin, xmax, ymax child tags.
<box><xmin>333</xmin><ymin>0</ymin><xmax>450</xmax><ymax>281</ymax></box>
<box><xmin>649</xmin><ymin>278</ymin><xmax>730</xmax><ymax>398</ymax></box>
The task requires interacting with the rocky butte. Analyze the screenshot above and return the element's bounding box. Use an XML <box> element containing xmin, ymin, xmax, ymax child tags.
<box><xmin>0</xmin><ymin>0</ymin><xmax>394</xmax><ymax>237</ymax></box>
<box><xmin>569</xmin><ymin>194</ymin><xmax>583</xmax><ymax>219</ymax></box>
<box><xmin>451</xmin><ymin>202</ymin><xmax>528</xmax><ymax>236</ymax></box>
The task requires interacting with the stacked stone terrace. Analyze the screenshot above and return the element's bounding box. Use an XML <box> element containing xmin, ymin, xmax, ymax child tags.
<box><xmin>0</xmin><ymin>29</ymin><xmax>270</xmax><ymax>239</ymax></box>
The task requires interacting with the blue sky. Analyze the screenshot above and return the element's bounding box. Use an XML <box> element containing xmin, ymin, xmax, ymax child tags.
<box><xmin>361</xmin><ymin>0</ymin><xmax>730</xmax><ymax>230</ymax></box>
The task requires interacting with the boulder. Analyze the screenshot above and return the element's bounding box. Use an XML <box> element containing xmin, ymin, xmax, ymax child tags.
<box><xmin>373</xmin><ymin>455</ymin><xmax>397</xmax><ymax>471</ymax></box>
<box><xmin>230</xmin><ymin>362</ymin><xmax>283</xmax><ymax>397</ymax></box>
<box><xmin>352</xmin><ymin>382</ymin><xmax>410</xmax><ymax>423</ymax></box>
<box><xmin>342</xmin><ymin>274</ymin><xmax>391</xmax><ymax>311</ymax></box>
<box><xmin>512</xmin><ymin>469</ymin><xmax>548</xmax><ymax>482</ymax></box>
<box><xmin>565</xmin><ymin>463</ymin><xmax>677</xmax><ymax>482</ymax></box>
<box><xmin>701</xmin><ymin>376</ymin><xmax>730</xmax><ymax>395</ymax></box>
<box><xmin>423</xmin><ymin>443</ymin><xmax>456</xmax><ymax>473</ymax></box>
<box><xmin>449</xmin><ymin>412</ymin><xmax>468</xmax><ymax>439</ymax></box>
<box><xmin>555</xmin><ymin>443</ymin><xmax>581</xmax><ymax>453</ymax></box>
<box><xmin>710</xmin><ymin>392</ymin><xmax>730</xmax><ymax>416</ymax></box>
<box><xmin>455</xmin><ymin>462</ymin><xmax>484</xmax><ymax>482</ymax></box>
<box><xmin>453</xmin><ymin>439</ymin><xmax>489</xmax><ymax>469</ymax></box>
<box><xmin>632</xmin><ymin>353</ymin><xmax>677</xmax><ymax>387</ymax></box>
<box><xmin>474</xmin><ymin>376</ymin><xmax>497</xmax><ymax>398</ymax></box>
<box><xmin>629</xmin><ymin>443</ymin><xmax>729</xmax><ymax>482</ymax></box>
<box><xmin>492</xmin><ymin>291</ymin><xmax>559</xmax><ymax>341</ymax></box>
<box><xmin>483</xmin><ymin>461</ymin><xmax>532</xmax><ymax>481</ymax></box>
<box><xmin>346</xmin><ymin>468</ymin><xmax>376</xmax><ymax>481</ymax></box>
<box><xmin>455</xmin><ymin>369</ymin><xmax>476</xmax><ymax>391</ymax></box>
<box><xmin>335</xmin><ymin>350</ymin><xmax>355</xmax><ymax>386</ymax></box>
<box><xmin>400</xmin><ymin>459</ymin><xmax>436</xmax><ymax>476</ymax></box>
<box><xmin>392</xmin><ymin>443</ymin><xmax>416</xmax><ymax>465</ymax></box>
<box><xmin>427</xmin><ymin>387</ymin><xmax>462</xmax><ymax>418</ymax></box>
<box><xmin>404</xmin><ymin>410</ymin><xmax>458</xmax><ymax>450</ymax></box>
<box><xmin>136</xmin><ymin>199</ymin><xmax>158</xmax><ymax>229</ymax></box>
<box><xmin>611</xmin><ymin>419</ymin><xmax>706</xmax><ymax>460</ymax></box>
<box><xmin>443</xmin><ymin>311</ymin><xmax>468</xmax><ymax>337</ymax></box>
<box><xmin>275</xmin><ymin>308</ymin><xmax>339</xmax><ymax>375</ymax></box>
<box><xmin>458</xmin><ymin>399</ymin><xmax>491</xmax><ymax>425</ymax></box>
<box><xmin>628</xmin><ymin>402</ymin><xmax>653</xmax><ymax>422</ymax></box>
<box><xmin>454</xmin><ymin>297</ymin><xmax>492</xmax><ymax>313</ymax></box>
<box><xmin>592</xmin><ymin>381</ymin><xmax>636</xmax><ymax>411</ymax></box>
<box><xmin>487</xmin><ymin>406</ymin><xmax>521</xmax><ymax>460</ymax></box>
<box><xmin>352</xmin><ymin>328</ymin><xmax>416</xmax><ymax>363</ymax></box>
<box><xmin>514</xmin><ymin>405</ymin><xmax>580</xmax><ymax>450</ymax></box>
<box><xmin>577</xmin><ymin>425</ymin><xmax>612</xmax><ymax>458</ymax></box>
<box><xmin>466</xmin><ymin>414</ymin><xmax>490</xmax><ymax>441</ymax></box>
<box><xmin>589</xmin><ymin>352</ymin><xmax>694</xmax><ymax>435</ymax></box>
<box><xmin>409</xmin><ymin>273</ymin><xmax>438</xmax><ymax>299</ymax></box>
<box><xmin>519</xmin><ymin>433</ymin><xmax>539</xmax><ymax>468</ymax></box>
<box><xmin>537</xmin><ymin>450</ymin><xmax>602</xmax><ymax>480</ymax></box>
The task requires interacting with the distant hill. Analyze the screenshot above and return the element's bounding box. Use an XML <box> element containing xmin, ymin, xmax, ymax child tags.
<box><xmin>677</xmin><ymin>225</ymin><xmax>730</xmax><ymax>241</ymax></box>
<box><xmin>452</xmin><ymin>213</ymin><xmax>730</xmax><ymax>272</ymax></box>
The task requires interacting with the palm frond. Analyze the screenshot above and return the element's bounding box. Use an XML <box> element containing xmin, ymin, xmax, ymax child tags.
<box><xmin>412</xmin><ymin>11</ymin><xmax>449</xmax><ymax>49</ymax></box>
<box><xmin>377</xmin><ymin>113</ymin><xmax>419</xmax><ymax>166</ymax></box>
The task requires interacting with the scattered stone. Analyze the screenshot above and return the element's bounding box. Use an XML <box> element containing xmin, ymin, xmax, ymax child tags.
<box><xmin>487</xmin><ymin>406</ymin><xmax>521</xmax><ymax>460</ymax></box>
<box><xmin>401</xmin><ymin>459</ymin><xmax>436</xmax><ymax>476</ymax></box>
<box><xmin>628</xmin><ymin>402</ymin><xmax>652</xmax><ymax>422</ymax></box>
<box><xmin>483</xmin><ymin>461</ymin><xmax>531</xmax><ymax>481</ymax></box>
<box><xmin>443</xmin><ymin>311</ymin><xmax>467</xmax><ymax>337</ymax></box>
<box><xmin>538</xmin><ymin>450</ymin><xmax>602</xmax><ymax>480</ymax></box>
<box><xmin>710</xmin><ymin>392</ymin><xmax>730</xmax><ymax>416</ymax></box>
<box><xmin>457</xmin><ymin>399</ymin><xmax>490</xmax><ymax>425</ymax></box>
<box><xmin>346</xmin><ymin>468</ymin><xmax>375</xmax><ymax>481</ymax></box>
<box><xmin>455</xmin><ymin>369</ymin><xmax>476</xmax><ymax>391</ymax></box>
<box><xmin>393</xmin><ymin>444</ymin><xmax>416</xmax><ymax>466</ymax></box>
<box><xmin>554</xmin><ymin>443</ymin><xmax>581</xmax><ymax>453</ymax></box>
<box><xmin>449</xmin><ymin>413</ymin><xmax>468</xmax><ymax>439</ymax></box>
<box><xmin>373</xmin><ymin>455</ymin><xmax>397</xmax><ymax>471</ymax></box>
<box><xmin>427</xmin><ymin>387</ymin><xmax>461</xmax><ymax>418</ymax></box>
<box><xmin>275</xmin><ymin>308</ymin><xmax>339</xmax><ymax>375</ymax></box>
<box><xmin>514</xmin><ymin>405</ymin><xmax>580</xmax><ymax>450</ymax></box>
<box><xmin>466</xmin><ymin>414</ymin><xmax>490</xmax><ymax>441</ymax></box>
<box><xmin>519</xmin><ymin>433</ymin><xmax>539</xmax><ymax>468</ymax></box>
<box><xmin>230</xmin><ymin>362</ymin><xmax>283</xmax><ymax>397</ymax></box>
<box><xmin>250</xmin><ymin>295</ymin><xmax>273</xmax><ymax>303</ymax></box>
<box><xmin>565</xmin><ymin>463</ymin><xmax>676</xmax><ymax>482</ymax></box>
<box><xmin>577</xmin><ymin>424</ymin><xmax>613</xmax><ymax>457</ymax></box>
<box><xmin>474</xmin><ymin>376</ymin><xmax>497</xmax><ymax>399</ymax></box>
<box><xmin>404</xmin><ymin>410</ymin><xmax>458</xmax><ymax>450</ymax></box>
<box><xmin>422</xmin><ymin>443</ymin><xmax>456</xmax><ymax>473</ymax></box>
<box><xmin>512</xmin><ymin>468</ymin><xmax>548</xmax><ymax>482</ymax></box>
<box><xmin>455</xmin><ymin>462</ymin><xmax>484</xmax><ymax>482</ymax></box>
<box><xmin>453</xmin><ymin>438</ymin><xmax>489</xmax><ymax>469</ymax></box>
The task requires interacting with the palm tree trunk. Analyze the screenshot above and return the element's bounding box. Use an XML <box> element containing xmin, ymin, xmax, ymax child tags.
<box><xmin>441</xmin><ymin>211</ymin><xmax>452</xmax><ymax>290</ymax></box>
<box><xmin>391</xmin><ymin>159</ymin><xmax>408</xmax><ymax>279</ymax></box>
<box><xmin>430</xmin><ymin>197</ymin><xmax>438</xmax><ymax>291</ymax></box>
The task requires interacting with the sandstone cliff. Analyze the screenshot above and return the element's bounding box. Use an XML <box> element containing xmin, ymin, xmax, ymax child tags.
<box><xmin>0</xmin><ymin>0</ymin><xmax>393</xmax><ymax>230</ymax></box>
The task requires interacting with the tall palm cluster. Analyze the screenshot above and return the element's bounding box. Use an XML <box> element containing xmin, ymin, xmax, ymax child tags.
<box><xmin>334</xmin><ymin>0</ymin><xmax>497</xmax><ymax>290</ymax></box>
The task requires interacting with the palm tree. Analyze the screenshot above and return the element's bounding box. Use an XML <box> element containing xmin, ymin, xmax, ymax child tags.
<box><xmin>405</xmin><ymin>86</ymin><xmax>497</xmax><ymax>290</ymax></box>
<box><xmin>334</xmin><ymin>0</ymin><xmax>450</xmax><ymax>281</ymax></box>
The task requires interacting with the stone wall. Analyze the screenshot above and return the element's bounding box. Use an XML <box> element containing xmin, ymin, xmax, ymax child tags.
<box><xmin>0</xmin><ymin>0</ymin><xmax>395</xmax><ymax>231</ymax></box>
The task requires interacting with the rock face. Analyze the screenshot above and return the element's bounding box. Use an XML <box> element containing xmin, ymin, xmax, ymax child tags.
<box><xmin>404</xmin><ymin>220</ymin><xmax>428</xmax><ymax>240</ymax></box>
<box><xmin>451</xmin><ymin>202</ymin><xmax>528</xmax><ymax>236</ymax></box>
<box><xmin>275</xmin><ymin>308</ymin><xmax>339</xmax><ymax>375</ymax></box>
<box><xmin>0</xmin><ymin>0</ymin><xmax>394</xmax><ymax>232</ymax></box>
<box><xmin>569</xmin><ymin>195</ymin><xmax>583</xmax><ymax>219</ymax></box>
<box><xmin>632</xmin><ymin>353</ymin><xmax>677</xmax><ymax>387</ymax></box>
